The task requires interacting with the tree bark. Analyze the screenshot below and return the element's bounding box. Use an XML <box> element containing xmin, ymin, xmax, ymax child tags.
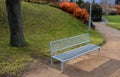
<box><xmin>6</xmin><ymin>0</ymin><xmax>26</xmax><ymax>47</ymax></box>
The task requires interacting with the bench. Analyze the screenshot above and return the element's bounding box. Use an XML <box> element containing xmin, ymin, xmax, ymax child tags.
<box><xmin>50</xmin><ymin>33</ymin><xmax>100</xmax><ymax>72</ymax></box>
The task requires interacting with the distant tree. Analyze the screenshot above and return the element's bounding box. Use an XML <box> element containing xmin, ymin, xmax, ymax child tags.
<box><xmin>6</xmin><ymin>0</ymin><xmax>26</xmax><ymax>47</ymax></box>
<box><xmin>116</xmin><ymin>0</ymin><xmax>120</xmax><ymax>4</ymax></box>
<box><xmin>28</xmin><ymin>0</ymin><xmax>30</xmax><ymax>2</ymax></box>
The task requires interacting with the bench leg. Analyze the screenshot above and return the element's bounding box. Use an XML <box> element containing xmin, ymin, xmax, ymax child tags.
<box><xmin>61</xmin><ymin>62</ymin><xmax>64</xmax><ymax>73</ymax></box>
<box><xmin>51</xmin><ymin>57</ymin><xmax>53</xmax><ymax>67</ymax></box>
<box><xmin>98</xmin><ymin>48</ymin><xmax>100</xmax><ymax>56</ymax></box>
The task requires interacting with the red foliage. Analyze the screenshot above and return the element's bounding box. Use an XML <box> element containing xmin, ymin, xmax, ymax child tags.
<box><xmin>114</xmin><ymin>5</ymin><xmax>120</xmax><ymax>15</ymax></box>
<box><xmin>59</xmin><ymin>2</ymin><xmax>78</xmax><ymax>13</ymax></box>
<box><xmin>73</xmin><ymin>7</ymin><xmax>82</xmax><ymax>18</ymax></box>
<box><xmin>59</xmin><ymin>2</ymin><xmax>89</xmax><ymax>23</ymax></box>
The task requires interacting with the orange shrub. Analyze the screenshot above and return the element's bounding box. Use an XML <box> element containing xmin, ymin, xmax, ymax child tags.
<box><xmin>114</xmin><ymin>5</ymin><xmax>120</xmax><ymax>15</ymax></box>
<box><xmin>68</xmin><ymin>2</ymin><xmax>78</xmax><ymax>13</ymax></box>
<box><xmin>59</xmin><ymin>2</ymin><xmax>70</xmax><ymax>11</ymax></box>
<box><xmin>59</xmin><ymin>2</ymin><xmax>78</xmax><ymax>13</ymax></box>
<box><xmin>73</xmin><ymin>7</ymin><xmax>82</xmax><ymax>18</ymax></box>
<box><xmin>59</xmin><ymin>2</ymin><xmax>89</xmax><ymax>23</ymax></box>
<box><xmin>81</xmin><ymin>9</ymin><xmax>87</xmax><ymax>16</ymax></box>
<box><xmin>84</xmin><ymin>13</ymin><xmax>89</xmax><ymax>22</ymax></box>
<box><xmin>73</xmin><ymin>6</ymin><xmax>89</xmax><ymax>23</ymax></box>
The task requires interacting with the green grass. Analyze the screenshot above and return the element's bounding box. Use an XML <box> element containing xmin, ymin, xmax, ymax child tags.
<box><xmin>0</xmin><ymin>1</ymin><xmax>104</xmax><ymax>77</ymax></box>
<box><xmin>104</xmin><ymin>15</ymin><xmax>120</xmax><ymax>30</ymax></box>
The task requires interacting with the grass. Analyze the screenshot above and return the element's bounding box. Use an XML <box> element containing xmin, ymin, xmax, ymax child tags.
<box><xmin>0</xmin><ymin>1</ymin><xmax>104</xmax><ymax>77</ymax></box>
<box><xmin>104</xmin><ymin>15</ymin><xmax>120</xmax><ymax>30</ymax></box>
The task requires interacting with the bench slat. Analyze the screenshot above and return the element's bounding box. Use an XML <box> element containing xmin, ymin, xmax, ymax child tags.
<box><xmin>52</xmin><ymin>44</ymin><xmax>100</xmax><ymax>62</ymax></box>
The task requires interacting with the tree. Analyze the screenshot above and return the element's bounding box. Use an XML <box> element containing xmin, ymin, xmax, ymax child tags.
<box><xmin>116</xmin><ymin>0</ymin><xmax>120</xmax><ymax>4</ymax></box>
<box><xmin>6</xmin><ymin>0</ymin><xmax>26</xmax><ymax>47</ymax></box>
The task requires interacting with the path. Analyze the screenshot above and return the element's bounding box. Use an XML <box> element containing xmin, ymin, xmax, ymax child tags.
<box><xmin>23</xmin><ymin>22</ymin><xmax>120</xmax><ymax>77</ymax></box>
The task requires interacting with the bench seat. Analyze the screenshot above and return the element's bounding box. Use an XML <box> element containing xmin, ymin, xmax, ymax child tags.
<box><xmin>52</xmin><ymin>44</ymin><xmax>100</xmax><ymax>62</ymax></box>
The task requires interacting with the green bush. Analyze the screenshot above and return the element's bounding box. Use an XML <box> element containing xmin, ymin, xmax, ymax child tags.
<box><xmin>76</xmin><ymin>0</ymin><xmax>83</xmax><ymax>5</ymax></box>
<box><xmin>92</xmin><ymin>3</ymin><xmax>102</xmax><ymax>21</ymax></box>
<box><xmin>81</xmin><ymin>2</ymin><xmax>102</xmax><ymax>22</ymax></box>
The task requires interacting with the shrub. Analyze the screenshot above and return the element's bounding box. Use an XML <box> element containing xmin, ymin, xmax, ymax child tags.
<box><xmin>59</xmin><ymin>2</ymin><xmax>78</xmax><ymax>14</ymax></box>
<box><xmin>59</xmin><ymin>2</ymin><xmax>89</xmax><ymax>23</ymax></box>
<box><xmin>73</xmin><ymin>7</ymin><xmax>82</xmax><ymax>18</ymax></box>
<box><xmin>116</xmin><ymin>0</ymin><xmax>120</xmax><ymax>4</ymax></box>
<box><xmin>73</xmin><ymin>8</ymin><xmax>89</xmax><ymax>23</ymax></box>
<box><xmin>81</xmin><ymin>3</ymin><xmax>102</xmax><ymax>22</ymax></box>
<box><xmin>76</xmin><ymin>0</ymin><xmax>83</xmax><ymax>5</ymax></box>
<box><xmin>92</xmin><ymin>3</ymin><xmax>102</xmax><ymax>21</ymax></box>
<box><xmin>114</xmin><ymin>5</ymin><xmax>120</xmax><ymax>15</ymax></box>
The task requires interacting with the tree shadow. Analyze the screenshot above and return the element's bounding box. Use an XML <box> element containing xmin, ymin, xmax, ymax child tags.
<box><xmin>61</xmin><ymin>58</ymin><xmax>120</xmax><ymax>77</ymax></box>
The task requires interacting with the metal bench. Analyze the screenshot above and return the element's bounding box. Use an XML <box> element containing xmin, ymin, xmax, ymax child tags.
<box><xmin>50</xmin><ymin>33</ymin><xmax>100</xmax><ymax>72</ymax></box>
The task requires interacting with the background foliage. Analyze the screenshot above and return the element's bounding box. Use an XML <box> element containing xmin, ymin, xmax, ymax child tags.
<box><xmin>81</xmin><ymin>2</ymin><xmax>102</xmax><ymax>22</ymax></box>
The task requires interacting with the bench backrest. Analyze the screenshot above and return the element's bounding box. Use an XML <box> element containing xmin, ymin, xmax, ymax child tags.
<box><xmin>50</xmin><ymin>33</ymin><xmax>90</xmax><ymax>53</ymax></box>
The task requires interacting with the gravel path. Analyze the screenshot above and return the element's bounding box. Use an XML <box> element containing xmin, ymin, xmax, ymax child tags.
<box><xmin>23</xmin><ymin>22</ymin><xmax>120</xmax><ymax>77</ymax></box>
<box><xmin>94</xmin><ymin>22</ymin><xmax>120</xmax><ymax>60</ymax></box>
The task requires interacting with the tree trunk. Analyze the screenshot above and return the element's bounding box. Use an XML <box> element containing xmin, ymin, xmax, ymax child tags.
<box><xmin>6</xmin><ymin>0</ymin><xmax>26</xmax><ymax>47</ymax></box>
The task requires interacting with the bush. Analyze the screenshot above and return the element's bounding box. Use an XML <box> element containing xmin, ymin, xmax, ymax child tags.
<box><xmin>81</xmin><ymin>3</ymin><xmax>102</xmax><ymax>22</ymax></box>
<box><xmin>73</xmin><ymin>7</ymin><xmax>82</xmax><ymax>18</ymax></box>
<box><xmin>59</xmin><ymin>2</ymin><xmax>89</xmax><ymax>23</ymax></box>
<box><xmin>76</xmin><ymin>0</ymin><xmax>83</xmax><ymax>5</ymax></box>
<box><xmin>114</xmin><ymin>5</ymin><xmax>120</xmax><ymax>15</ymax></box>
<box><xmin>59</xmin><ymin>2</ymin><xmax>78</xmax><ymax>14</ymax></box>
<box><xmin>116</xmin><ymin>0</ymin><xmax>120</xmax><ymax>4</ymax></box>
<box><xmin>92</xmin><ymin>3</ymin><xmax>102</xmax><ymax>21</ymax></box>
<box><xmin>73</xmin><ymin>8</ymin><xmax>89</xmax><ymax>23</ymax></box>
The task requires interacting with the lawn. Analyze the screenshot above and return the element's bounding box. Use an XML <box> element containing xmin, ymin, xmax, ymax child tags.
<box><xmin>104</xmin><ymin>15</ymin><xmax>120</xmax><ymax>30</ymax></box>
<box><xmin>0</xmin><ymin>0</ymin><xmax>104</xmax><ymax>77</ymax></box>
